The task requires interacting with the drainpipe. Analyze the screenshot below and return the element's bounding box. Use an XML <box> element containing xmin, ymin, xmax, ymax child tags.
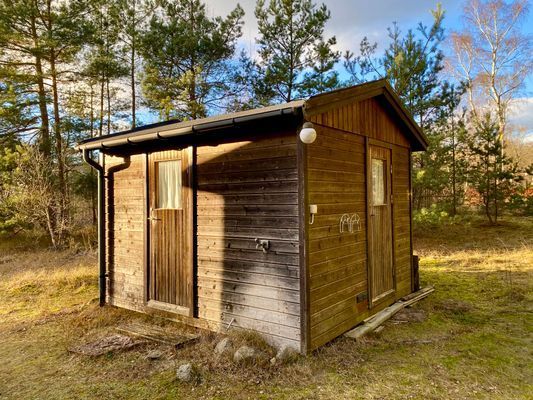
<box><xmin>82</xmin><ymin>149</ymin><xmax>106</xmax><ymax>307</ymax></box>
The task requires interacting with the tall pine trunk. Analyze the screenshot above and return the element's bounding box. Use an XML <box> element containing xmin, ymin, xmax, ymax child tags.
<box><xmin>130</xmin><ymin>0</ymin><xmax>136</xmax><ymax>129</ymax></box>
<box><xmin>30</xmin><ymin>14</ymin><xmax>51</xmax><ymax>158</ymax></box>
<box><xmin>106</xmin><ymin>77</ymin><xmax>111</xmax><ymax>135</ymax></box>
<box><xmin>99</xmin><ymin>74</ymin><xmax>105</xmax><ymax>137</ymax></box>
<box><xmin>451</xmin><ymin>121</ymin><xmax>457</xmax><ymax>216</ymax></box>
<box><xmin>90</xmin><ymin>85</ymin><xmax>97</xmax><ymax>226</ymax></box>
<box><xmin>30</xmin><ymin>11</ymin><xmax>59</xmax><ymax>245</ymax></box>
<box><xmin>131</xmin><ymin>42</ymin><xmax>136</xmax><ymax>128</ymax></box>
<box><xmin>50</xmin><ymin>49</ymin><xmax>68</xmax><ymax>246</ymax></box>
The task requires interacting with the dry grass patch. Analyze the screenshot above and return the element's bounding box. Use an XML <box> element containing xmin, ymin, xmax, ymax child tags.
<box><xmin>0</xmin><ymin>217</ymin><xmax>532</xmax><ymax>399</ymax></box>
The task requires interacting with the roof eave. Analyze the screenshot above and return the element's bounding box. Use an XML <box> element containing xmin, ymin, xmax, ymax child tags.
<box><xmin>76</xmin><ymin>101</ymin><xmax>305</xmax><ymax>152</ymax></box>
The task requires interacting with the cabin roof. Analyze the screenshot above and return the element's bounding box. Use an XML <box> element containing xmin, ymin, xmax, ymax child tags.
<box><xmin>76</xmin><ymin>79</ymin><xmax>427</xmax><ymax>152</ymax></box>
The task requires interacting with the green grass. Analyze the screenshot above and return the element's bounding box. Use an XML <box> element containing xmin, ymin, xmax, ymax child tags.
<box><xmin>0</xmin><ymin>216</ymin><xmax>532</xmax><ymax>399</ymax></box>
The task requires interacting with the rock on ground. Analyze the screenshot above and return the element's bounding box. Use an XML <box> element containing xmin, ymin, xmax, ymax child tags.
<box><xmin>214</xmin><ymin>337</ymin><xmax>233</xmax><ymax>355</ymax></box>
<box><xmin>176</xmin><ymin>362</ymin><xmax>200</xmax><ymax>383</ymax></box>
<box><xmin>233</xmin><ymin>345</ymin><xmax>259</xmax><ymax>363</ymax></box>
<box><xmin>275</xmin><ymin>345</ymin><xmax>300</xmax><ymax>363</ymax></box>
<box><xmin>146</xmin><ymin>350</ymin><xmax>163</xmax><ymax>360</ymax></box>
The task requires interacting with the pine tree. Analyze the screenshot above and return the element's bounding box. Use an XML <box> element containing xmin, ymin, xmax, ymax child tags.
<box><xmin>0</xmin><ymin>0</ymin><xmax>52</xmax><ymax>156</ymax></box>
<box><xmin>85</xmin><ymin>0</ymin><xmax>129</xmax><ymax>136</ymax></box>
<box><xmin>413</xmin><ymin>84</ymin><xmax>468</xmax><ymax>212</ymax></box>
<box><xmin>0</xmin><ymin>78</ymin><xmax>38</xmax><ymax>142</ymax></box>
<box><xmin>226</xmin><ymin>50</ymin><xmax>277</xmax><ymax>111</ymax></box>
<box><xmin>300</xmin><ymin>37</ymin><xmax>340</xmax><ymax>97</ymax></box>
<box><xmin>343</xmin><ymin>6</ymin><xmax>468</xmax><ymax>213</ymax></box>
<box><xmin>140</xmin><ymin>0</ymin><xmax>244</xmax><ymax>120</ymax></box>
<box><xmin>0</xmin><ymin>0</ymin><xmax>92</xmax><ymax>246</ymax></box>
<box><xmin>344</xmin><ymin>5</ymin><xmax>448</xmax><ymax>129</ymax></box>
<box><xmin>255</xmin><ymin>0</ymin><xmax>334</xmax><ymax>102</ymax></box>
<box><xmin>40</xmin><ymin>0</ymin><xmax>92</xmax><ymax>223</ymax></box>
<box><xmin>467</xmin><ymin>114</ymin><xmax>520</xmax><ymax>224</ymax></box>
<box><xmin>114</xmin><ymin>0</ymin><xmax>152</xmax><ymax>128</ymax></box>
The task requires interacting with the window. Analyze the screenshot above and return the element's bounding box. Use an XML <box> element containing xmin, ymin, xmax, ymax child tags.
<box><xmin>372</xmin><ymin>158</ymin><xmax>386</xmax><ymax>205</ymax></box>
<box><xmin>156</xmin><ymin>160</ymin><xmax>182</xmax><ymax>209</ymax></box>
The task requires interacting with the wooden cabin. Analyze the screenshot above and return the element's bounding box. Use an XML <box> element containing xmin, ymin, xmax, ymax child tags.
<box><xmin>78</xmin><ymin>79</ymin><xmax>427</xmax><ymax>353</ymax></box>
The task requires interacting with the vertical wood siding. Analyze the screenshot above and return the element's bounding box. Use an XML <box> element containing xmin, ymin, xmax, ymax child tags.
<box><xmin>307</xmin><ymin>97</ymin><xmax>413</xmax><ymax>350</ymax></box>
<box><xmin>148</xmin><ymin>149</ymin><xmax>193</xmax><ymax>312</ymax></box>
<box><xmin>392</xmin><ymin>145</ymin><xmax>412</xmax><ymax>298</ymax></box>
<box><xmin>196</xmin><ymin>132</ymin><xmax>301</xmax><ymax>349</ymax></box>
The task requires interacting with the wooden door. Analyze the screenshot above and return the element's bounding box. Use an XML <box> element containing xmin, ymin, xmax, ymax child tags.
<box><xmin>367</xmin><ymin>144</ymin><xmax>394</xmax><ymax>304</ymax></box>
<box><xmin>148</xmin><ymin>148</ymin><xmax>193</xmax><ymax>315</ymax></box>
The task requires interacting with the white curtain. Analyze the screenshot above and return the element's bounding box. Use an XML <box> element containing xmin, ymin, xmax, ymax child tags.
<box><xmin>372</xmin><ymin>159</ymin><xmax>385</xmax><ymax>206</ymax></box>
<box><xmin>157</xmin><ymin>160</ymin><xmax>182</xmax><ymax>209</ymax></box>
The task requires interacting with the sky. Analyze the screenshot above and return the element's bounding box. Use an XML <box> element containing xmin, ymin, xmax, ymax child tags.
<box><xmin>202</xmin><ymin>0</ymin><xmax>533</xmax><ymax>139</ymax></box>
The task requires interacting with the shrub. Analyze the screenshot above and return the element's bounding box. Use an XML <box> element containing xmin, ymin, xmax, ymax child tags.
<box><xmin>506</xmin><ymin>187</ymin><xmax>533</xmax><ymax>216</ymax></box>
<box><xmin>413</xmin><ymin>204</ymin><xmax>456</xmax><ymax>229</ymax></box>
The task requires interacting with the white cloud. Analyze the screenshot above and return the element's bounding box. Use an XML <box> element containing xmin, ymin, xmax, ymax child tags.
<box><xmin>509</xmin><ymin>97</ymin><xmax>533</xmax><ymax>140</ymax></box>
<box><xmin>204</xmin><ymin>0</ymin><xmax>464</xmax><ymax>56</ymax></box>
<box><xmin>201</xmin><ymin>0</ymin><xmax>533</xmax><ymax>141</ymax></box>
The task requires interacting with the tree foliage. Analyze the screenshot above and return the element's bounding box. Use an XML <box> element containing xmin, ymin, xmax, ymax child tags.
<box><xmin>344</xmin><ymin>5</ymin><xmax>451</xmax><ymax>128</ymax></box>
<box><xmin>467</xmin><ymin>114</ymin><xmax>521</xmax><ymax>223</ymax></box>
<box><xmin>0</xmin><ymin>0</ymin><xmax>530</xmax><ymax>246</ymax></box>
<box><xmin>140</xmin><ymin>0</ymin><xmax>244</xmax><ymax>120</ymax></box>
<box><xmin>449</xmin><ymin>0</ymin><xmax>532</xmax><ymax>142</ymax></box>
<box><xmin>254</xmin><ymin>0</ymin><xmax>336</xmax><ymax>102</ymax></box>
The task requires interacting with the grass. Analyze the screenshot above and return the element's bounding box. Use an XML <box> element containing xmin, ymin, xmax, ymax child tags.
<box><xmin>0</xmin><ymin>216</ymin><xmax>532</xmax><ymax>399</ymax></box>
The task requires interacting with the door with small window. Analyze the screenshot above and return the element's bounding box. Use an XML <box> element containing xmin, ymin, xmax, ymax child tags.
<box><xmin>367</xmin><ymin>144</ymin><xmax>394</xmax><ymax>305</ymax></box>
<box><xmin>148</xmin><ymin>149</ymin><xmax>193</xmax><ymax>315</ymax></box>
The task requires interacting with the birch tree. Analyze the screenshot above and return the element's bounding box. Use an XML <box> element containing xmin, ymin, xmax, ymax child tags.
<box><xmin>449</xmin><ymin>0</ymin><xmax>532</xmax><ymax>143</ymax></box>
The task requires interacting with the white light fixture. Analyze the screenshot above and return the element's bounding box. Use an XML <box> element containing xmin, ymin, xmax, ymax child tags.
<box><xmin>299</xmin><ymin>122</ymin><xmax>317</xmax><ymax>144</ymax></box>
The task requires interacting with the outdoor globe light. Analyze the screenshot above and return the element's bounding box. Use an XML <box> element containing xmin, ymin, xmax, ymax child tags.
<box><xmin>299</xmin><ymin>122</ymin><xmax>317</xmax><ymax>144</ymax></box>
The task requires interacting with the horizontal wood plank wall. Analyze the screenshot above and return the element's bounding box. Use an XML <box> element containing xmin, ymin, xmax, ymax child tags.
<box><xmin>306</xmin><ymin>96</ymin><xmax>413</xmax><ymax>350</ymax></box>
<box><xmin>305</xmin><ymin>125</ymin><xmax>368</xmax><ymax>349</ymax></box>
<box><xmin>196</xmin><ymin>132</ymin><xmax>301</xmax><ymax>349</ymax></box>
<box><xmin>105</xmin><ymin>154</ymin><xmax>146</xmax><ymax>307</ymax></box>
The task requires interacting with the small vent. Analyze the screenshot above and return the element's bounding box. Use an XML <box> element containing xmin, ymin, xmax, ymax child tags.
<box><xmin>356</xmin><ymin>292</ymin><xmax>368</xmax><ymax>303</ymax></box>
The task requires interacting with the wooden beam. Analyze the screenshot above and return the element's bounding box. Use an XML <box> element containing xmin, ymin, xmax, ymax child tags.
<box><xmin>343</xmin><ymin>286</ymin><xmax>434</xmax><ymax>340</ymax></box>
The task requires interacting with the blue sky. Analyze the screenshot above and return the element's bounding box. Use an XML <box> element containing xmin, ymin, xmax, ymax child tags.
<box><xmin>138</xmin><ymin>1</ymin><xmax>532</xmax><ymax>137</ymax></box>
<box><xmin>202</xmin><ymin>0</ymin><xmax>533</xmax><ymax>137</ymax></box>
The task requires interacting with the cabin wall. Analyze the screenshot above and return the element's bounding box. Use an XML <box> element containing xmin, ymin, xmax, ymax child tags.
<box><xmin>104</xmin><ymin>154</ymin><xmax>146</xmax><ymax>309</ymax></box>
<box><xmin>104</xmin><ymin>132</ymin><xmax>301</xmax><ymax>349</ymax></box>
<box><xmin>306</xmin><ymin>97</ymin><xmax>413</xmax><ymax>350</ymax></box>
<box><xmin>196</xmin><ymin>131</ymin><xmax>301</xmax><ymax>349</ymax></box>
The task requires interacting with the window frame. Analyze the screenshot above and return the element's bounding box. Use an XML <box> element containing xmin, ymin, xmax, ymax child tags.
<box><xmin>371</xmin><ymin>157</ymin><xmax>388</xmax><ymax>206</ymax></box>
<box><xmin>155</xmin><ymin>158</ymin><xmax>183</xmax><ymax>210</ymax></box>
